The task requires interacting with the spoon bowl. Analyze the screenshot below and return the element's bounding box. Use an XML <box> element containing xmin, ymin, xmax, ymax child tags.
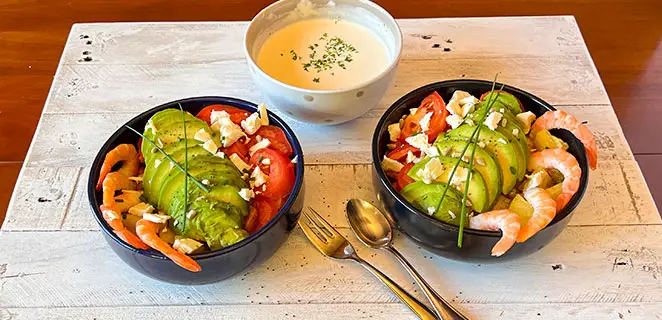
<box><xmin>346</xmin><ymin>199</ymin><xmax>392</xmax><ymax>248</ymax></box>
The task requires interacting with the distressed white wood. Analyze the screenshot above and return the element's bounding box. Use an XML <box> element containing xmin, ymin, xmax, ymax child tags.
<box><xmin>2</xmin><ymin>226</ymin><xmax>662</xmax><ymax>308</ymax></box>
<box><xmin>3</xmin><ymin>161</ymin><xmax>659</xmax><ymax>231</ymax></box>
<box><xmin>1</xmin><ymin>16</ymin><xmax>661</xmax><ymax>319</ymax></box>
<box><xmin>2</xmin><ymin>303</ymin><xmax>660</xmax><ymax>320</ymax></box>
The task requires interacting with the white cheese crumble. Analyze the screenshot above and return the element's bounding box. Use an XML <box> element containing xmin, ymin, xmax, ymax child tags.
<box><xmin>173</xmin><ymin>238</ymin><xmax>204</xmax><ymax>255</ymax></box>
<box><xmin>475</xmin><ymin>157</ymin><xmax>486</xmax><ymax>166</ymax></box>
<box><xmin>249</xmin><ymin>138</ymin><xmax>271</xmax><ymax>156</ymax></box>
<box><xmin>193</xmin><ymin>128</ymin><xmax>211</xmax><ymax>142</ymax></box>
<box><xmin>497</xmin><ymin>138</ymin><xmax>508</xmax><ymax>144</ymax></box>
<box><xmin>484</xmin><ymin>111</ymin><xmax>503</xmax><ymax>130</ymax></box>
<box><xmin>516</xmin><ymin>111</ymin><xmax>536</xmax><ymax>133</ymax></box>
<box><xmin>406</xmin><ymin>151</ymin><xmax>417</xmax><ymax>164</ymax></box>
<box><xmin>448</xmin><ymin>210</ymin><xmax>457</xmax><ymax>219</ymax></box>
<box><xmin>238</xmin><ymin>188</ymin><xmax>255</xmax><ymax>201</ymax></box>
<box><xmin>409</xmin><ymin>108</ymin><xmax>418</xmax><ymax>115</ymax></box>
<box><xmin>154</xmin><ymin>159</ymin><xmax>161</xmax><ymax>169</ymax></box>
<box><xmin>427</xmin><ymin>207</ymin><xmax>436</xmax><ymax>215</ymax></box>
<box><xmin>262</xmin><ymin>158</ymin><xmax>271</xmax><ymax>165</ymax></box>
<box><xmin>241</xmin><ymin>112</ymin><xmax>262</xmax><ymax>135</ymax></box>
<box><xmin>102</xmin><ymin>207</ymin><xmax>122</xmax><ymax>220</ymax></box>
<box><xmin>215</xmin><ymin>151</ymin><xmax>226</xmax><ymax>158</ymax></box>
<box><xmin>387</xmin><ymin>123</ymin><xmax>401</xmax><ymax>142</ymax></box>
<box><xmin>250</xmin><ymin>166</ymin><xmax>269</xmax><ymax>188</ymax></box>
<box><xmin>258</xmin><ymin>103</ymin><xmax>269</xmax><ymax>126</ymax></box>
<box><xmin>405</xmin><ymin>133</ymin><xmax>429</xmax><ymax>150</ymax></box>
<box><xmin>381</xmin><ymin>156</ymin><xmax>404</xmax><ymax>172</ymax></box>
<box><xmin>201</xmin><ymin>179</ymin><xmax>210</xmax><ymax>186</ymax></box>
<box><xmin>450</xmin><ymin>166</ymin><xmax>469</xmax><ymax>187</ymax></box>
<box><xmin>445</xmin><ymin>114</ymin><xmax>464</xmax><ymax>129</ymax></box>
<box><xmin>417</xmin><ymin>157</ymin><xmax>444</xmax><ymax>184</ymax></box>
<box><xmin>202</xmin><ymin>139</ymin><xmax>219</xmax><ymax>154</ymax></box>
<box><xmin>229</xmin><ymin>153</ymin><xmax>250</xmax><ymax>172</ymax></box>
<box><xmin>419</xmin><ymin>112</ymin><xmax>433</xmax><ymax>132</ymax></box>
<box><xmin>143</xmin><ymin>213</ymin><xmax>171</xmax><ymax>224</ymax></box>
<box><xmin>291</xmin><ymin>155</ymin><xmax>298</xmax><ymax>163</ymax></box>
<box><xmin>219</xmin><ymin>123</ymin><xmax>245</xmax><ymax>147</ymax></box>
<box><xmin>128</xmin><ymin>202</ymin><xmax>154</xmax><ymax>217</ymax></box>
<box><xmin>465</xmin><ymin>119</ymin><xmax>475</xmax><ymax>126</ymax></box>
<box><xmin>512</xmin><ymin>128</ymin><xmax>520</xmax><ymax>136</ymax></box>
<box><xmin>186</xmin><ymin>210</ymin><xmax>197</xmax><ymax>219</ymax></box>
<box><xmin>477</xmin><ymin>141</ymin><xmax>486</xmax><ymax>148</ymax></box>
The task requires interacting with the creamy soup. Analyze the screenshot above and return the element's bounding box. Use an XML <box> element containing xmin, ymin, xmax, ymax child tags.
<box><xmin>257</xmin><ymin>18</ymin><xmax>390</xmax><ymax>90</ymax></box>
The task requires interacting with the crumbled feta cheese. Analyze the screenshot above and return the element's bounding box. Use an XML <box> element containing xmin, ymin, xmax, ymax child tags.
<box><xmin>409</xmin><ymin>108</ymin><xmax>418</xmax><ymax>115</ymax></box>
<box><xmin>475</xmin><ymin>157</ymin><xmax>486</xmax><ymax>166</ymax></box>
<box><xmin>215</xmin><ymin>151</ymin><xmax>225</xmax><ymax>158</ymax></box>
<box><xmin>477</xmin><ymin>141</ymin><xmax>486</xmax><ymax>148</ymax></box>
<box><xmin>128</xmin><ymin>202</ymin><xmax>154</xmax><ymax>217</ymax></box>
<box><xmin>262</xmin><ymin>158</ymin><xmax>271</xmax><ymax>165</ymax></box>
<box><xmin>406</xmin><ymin>151</ymin><xmax>417</xmax><ymax>163</ymax></box>
<box><xmin>448</xmin><ymin>210</ymin><xmax>457</xmax><ymax>219</ymax></box>
<box><xmin>405</xmin><ymin>133</ymin><xmax>429</xmax><ymax>150</ymax></box>
<box><xmin>250</xmin><ymin>166</ymin><xmax>269</xmax><ymax>188</ymax></box>
<box><xmin>143</xmin><ymin>213</ymin><xmax>170</xmax><ymax>224</ymax></box>
<box><xmin>516</xmin><ymin>111</ymin><xmax>536</xmax><ymax>133</ymax></box>
<box><xmin>512</xmin><ymin>128</ymin><xmax>520</xmax><ymax>136</ymax></box>
<box><xmin>417</xmin><ymin>157</ymin><xmax>444</xmax><ymax>184</ymax></box>
<box><xmin>291</xmin><ymin>155</ymin><xmax>298</xmax><ymax>163</ymax></box>
<box><xmin>210</xmin><ymin>110</ymin><xmax>230</xmax><ymax>124</ymax></box>
<box><xmin>427</xmin><ymin>207</ymin><xmax>436</xmax><ymax>215</ymax></box>
<box><xmin>101</xmin><ymin>207</ymin><xmax>122</xmax><ymax>220</ymax></box>
<box><xmin>499</xmin><ymin>108</ymin><xmax>505</xmax><ymax>113</ymax></box>
<box><xmin>194</xmin><ymin>128</ymin><xmax>212</xmax><ymax>142</ymax></box>
<box><xmin>201</xmin><ymin>179</ymin><xmax>210</xmax><ymax>186</ymax></box>
<box><xmin>465</xmin><ymin>119</ymin><xmax>475</xmax><ymax>126</ymax></box>
<box><xmin>210</xmin><ymin>121</ymin><xmax>221</xmax><ymax>132</ymax></box>
<box><xmin>229</xmin><ymin>153</ymin><xmax>250</xmax><ymax>172</ymax></box>
<box><xmin>169</xmin><ymin>161</ymin><xmax>175</xmax><ymax>169</ymax></box>
<box><xmin>173</xmin><ymin>238</ymin><xmax>204</xmax><ymax>255</ymax></box>
<box><xmin>419</xmin><ymin>112</ymin><xmax>433</xmax><ymax>132</ymax></box>
<box><xmin>256</xmin><ymin>135</ymin><xmax>262</xmax><ymax>142</ymax></box>
<box><xmin>154</xmin><ymin>159</ymin><xmax>161</xmax><ymax>169</ymax></box>
<box><xmin>446</xmin><ymin>114</ymin><xmax>464</xmax><ymax>129</ymax></box>
<box><xmin>426</xmin><ymin>146</ymin><xmax>440</xmax><ymax>157</ymax></box>
<box><xmin>381</xmin><ymin>156</ymin><xmax>404</xmax><ymax>172</ymax></box>
<box><xmin>446</xmin><ymin>90</ymin><xmax>474</xmax><ymax>116</ymax></box>
<box><xmin>461</xmin><ymin>102</ymin><xmax>476</xmax><ymax>117</ymax></box>
<box><xmin>258</xmin><ymin>103</ymin><xmax>269</xmax><ymax>126</ymax></box>
<box><xmin>187</xmin><ymin>210</ymin><xmax>197</xmax><ymax>219</ymax></box>
<box><xmin>249</xmin><ymin>138</ymin><xmax>271</xmax><ymax>156</ymax></box>
<box><xmin>484</xmin><ymin>111</ymin><xmax>503</xmax><ymax>130</ymax></box>
<box><xmin>450</xmin><ymin>166</ymin><xmax>469</xmax><ymax>187</ymax></box>
<box><xmin>497</xmin><ymin>138</ymin><xmax>508</xmax><ymax>144</ymax></box>
<box><xmin>387</xmin><ymin>123</ymin><xmax>401</xmax><ymax>142</ymax></box>
<box><xmin>459</xmin><ymin>95</ymin><xmax>479</xmax><ymax>107</ymax></box>
<box><xmin>219</xmin><ymin>124</ymin><xmax>245</xmax><ymax>148</ymax></box>
<box><xmin>446</xmin><ymin>99</ymin><xmax>462</xmax><ymax>116</ymax></box>
<box><xmin>238</xmin><ymin>188</ymin><xmax>255</xmax><ymax>201</ymax></box>
<box><xmin>202</xmin><ymin>139</ymin><xmax>218</xmax><ymax>154</ymax></box>
<box><xmin>241</xmin><ymin>113</ymin><xmax>262</xmax><ymax>135</ymax></box>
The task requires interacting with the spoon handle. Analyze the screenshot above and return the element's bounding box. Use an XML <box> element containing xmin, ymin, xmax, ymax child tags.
<box><xmin>352</xmin><ymin>255</ymin><xmax>438</xmax><ymax>320</ymax></box>
<box><xmin>387</xmin><ymin>246</ymin><xmax>470</xmax><ymax>320</ymax></box>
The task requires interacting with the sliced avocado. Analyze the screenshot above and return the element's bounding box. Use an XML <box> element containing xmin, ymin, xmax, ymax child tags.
<box><xmin>435</xmin><ymin>138</ymin><xmax>502</xmax><ymax>207</ymax></box>
<box><xmin>481</xmin><ymin>90</ymin><xmax>524</xmax><ymax>114</ymax></box>
<box><xmin>145</xmin><ymin>144</ymin><xmax>211</xmax><ymax>204</ymax></box>
<box><xmin>401</xmin><ymin>181</ymin><xmax>468</xmax><ymax>226</ymax></box>
<box><xmin>142</xmin><ymin>139</ymin><xmax>197</xmax><ymax>201</ymax></box>
<box><xmin>445</xmin><ymin>124</ymin><xmax>518</xmax><ymax>194</ymax></box>
<box><xmin>407</xmin><ymin>156</ymin><xmax>489</xmax><ymax>212</ymax></box>
<box><xmin>494</xmin><ymin>127</ymin><xmax>526</xmax><ymax>180</ymax></box>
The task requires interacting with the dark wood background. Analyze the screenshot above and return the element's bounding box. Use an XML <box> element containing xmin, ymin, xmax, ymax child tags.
<box><xmin>1</xmin><ymin>0</ymin><xmax>661</xmax><ymax>224</ymax></box>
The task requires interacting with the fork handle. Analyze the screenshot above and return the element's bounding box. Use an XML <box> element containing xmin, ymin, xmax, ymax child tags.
<box><xmin>387</xmin><ymin>246</ymin><xmax>469</xmax><ymax>320</ymax></box>
<box><xmin>353</xmin><ymin>256</ymin><xmax>438</xmax><ymax>320</ymax></box>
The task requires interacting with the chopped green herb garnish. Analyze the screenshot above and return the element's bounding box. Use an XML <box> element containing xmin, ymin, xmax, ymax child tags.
<box><xmin>290</xmin><ymin>50</ymin><xmax>298</xmax><ymax>60</ymax></box>
<box><xmin>313</xmin><ymin>77</ymin><xmax>320</xmax><ymax>83</ymax></box>
<box><xmin>258</xmin><ymin>156</ymin><xmax>264</xmax><ymax>163</ymax></box>
<box><xmin>179</xmin><ymin>104</ymin><xmax>189</xmax><ymax>232</ymax></box>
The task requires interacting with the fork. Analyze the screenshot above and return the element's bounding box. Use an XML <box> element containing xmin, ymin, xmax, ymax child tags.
<box><xmin>299</xmin><ymin>206</ymin><xmax>438</xmax><ymax>320</ymax></box>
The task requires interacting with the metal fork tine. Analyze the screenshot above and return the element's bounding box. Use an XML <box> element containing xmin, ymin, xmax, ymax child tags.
<box><xmin>306</xmin><ymin>206</ymin><xmax>340</xmax><ymax>238</ymax></box>
<box><xmin>298</xmin><ymin>214</ymin><xmax>328</xmax><ymax>248</ymax></box>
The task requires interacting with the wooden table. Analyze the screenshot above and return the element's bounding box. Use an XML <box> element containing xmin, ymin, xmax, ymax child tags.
<box><xmin>1</xmin><ymin>16</ymin><xmax>660</xmax><ymax>319</ymax></box>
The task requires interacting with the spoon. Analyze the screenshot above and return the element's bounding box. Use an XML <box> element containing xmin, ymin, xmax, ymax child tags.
<box><xmin>346</xmin><ymin>198</ymin><xmax>469</xmax><ymax>320</ymax></box>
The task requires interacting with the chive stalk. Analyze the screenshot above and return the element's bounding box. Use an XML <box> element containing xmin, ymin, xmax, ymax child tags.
<box><xmin>180</xmin><ymin>104</ymin><xmax>188</xmax><ymax>232</ymax></box>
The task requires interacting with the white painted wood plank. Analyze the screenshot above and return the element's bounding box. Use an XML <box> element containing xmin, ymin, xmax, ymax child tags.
<box><xmin>62</xmin><ymin>16</ymin><xmax>587</xmax><ymax>65</ymax></box>
<box><xmin>4</xmin><ymin>158</ymin><xmax>659</xmax><ymax>231</ymax></box>
<box><xmin>1</xmin><ymin>226</ymin><xmax>662</xmax><ymax>308</ymax></box>
<box><xmin>44</xmin><ymin>56</ymin><xmax>609</xmax><ymax>116</ymax></box>
<box><xmin>2</xmin><ymin>302</ymin><xmax>660</xmax><ymax>320</ymax></box>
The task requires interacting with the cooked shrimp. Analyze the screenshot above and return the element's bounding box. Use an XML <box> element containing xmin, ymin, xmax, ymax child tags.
<box><xmin>517</xmin><ymin>188</ymin><xmax>557</xmax><ymax>242</ymax></box>
<box><xmin>100</xmin><ymin>204</ymin><xmax>149</xmax><ymax>250</ymax></box>
<box><xmin>531</xmin><ymin>110</ymin><xmax>598</xmax><ymax>170</ymax></box>
<box><xmin>135</xmin><ymin>219</ymin><xmax>202</xmax><ymax>272</ymax></box>
<box><xmin>528</xmin><ymin>148</ymin><xmax>581</xmax><ymax>211</ymax></box>
<box><xmin>102</xmin><ymin>172</ymin><xmax>132</xmax><ymax>206</ymax></box>
<box><xmin>96</xmin><ymin>144</ymin><xmax>140</xmax><ymax>190</ymax></box>
<box><xmin>470</xmin><ymin>210</ymin><xmax>521</xmax><ymax>257</ymax></box>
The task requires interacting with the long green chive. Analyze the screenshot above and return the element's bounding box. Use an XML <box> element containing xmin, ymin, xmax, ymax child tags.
<box><xmin>179</xmin><ymin>104</ymin><xmax>188</xmax><ymax>232</ymax></box>
<box><xmin>124</xmin><ymin>126</ymin><xmax>210</xmax><ymax>193</ymax></box>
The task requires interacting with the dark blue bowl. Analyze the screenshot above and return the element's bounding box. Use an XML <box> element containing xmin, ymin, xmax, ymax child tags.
<box><xmin>372</xmin><ymin>80</ymin><xmax>589</xmax><ymax>263</ymax></box>
<box><xmin>88</xmin><ymin>96</ymin><xmax>305</xmax><ymax>284</ymax></box>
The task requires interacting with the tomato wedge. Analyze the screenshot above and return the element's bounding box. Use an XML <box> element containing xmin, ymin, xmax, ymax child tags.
<box><xmin>395</xmin><ymin>162</ymin><xmax>415</xmax><ymax>191</ymax></box>
<box><xmin>250</xmin><ymin>148</ymin><xmax>295</xmax><ymax>200</ymax></box>
<box><xmin>386</xmin><ymin>143</ymin><xmax>420</xmax><ymax>162</ymax></box>
<box><xmin>220</xmin><ymin>139</ymin><xmax>249</xmax><ymax>162</ymax></box>
<box><xmin>246</xmin><ymin>196</ymin><xmax>281</xmax><ymax>234</ymax></box>
<box><xmin>196</xmin><ymin>104</ymin><xmax>251</xmax><ymax>125</ymax></box>
<box><xmin>400</xmin><ymin>91</ymin><xmax>449</xmax><ymax>143</ymax></box>
<box><xmin>247</xmin><ymin>126</ymin><xmax>293</xmax><ymax>157</ymax></box>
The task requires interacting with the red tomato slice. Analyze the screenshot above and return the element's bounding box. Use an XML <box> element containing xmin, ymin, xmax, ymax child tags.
<box><xmin>220</xmin><ymin>140</ymin><xmax>249</xmax><ymax>162</ymax></box>
<box><xmin>386</xmin><ymin>143</ymin><xmax>420</xmax><ymax>161</ymax></box>
<box><xmin>250</xmin><ymin>148</ymin><xmax>295</xmax><ymax>200</ymax></box>
<box><xmin>250</xmin><ymin>126</ymin><xmax>293</xmax><ymax>157</ymax></box>
<box><xmin>245</xmin><ymin>206</ymin><xmax>259</xmax><ymax>234</ymax></box>
<box><xmin>246</xmin><ymin>195</ymin><xmax>281</xmax><ymax>234</ymax></box>
<box><xmin>396</xmin><ymin>162</ymin><xmax>415</xmax><ymax>191</ymax></box>
<box><xmin>196</xmin><ymin>104</ymin><xmax>251</xmax><ymax>125</ymax></box>
<box><xmin>400</xmin><ymin>91</ymin><xmax>448</xmax><ymax>143</ymax></box>
<box><xmin>136</xmin><ymin>138</ymin><xmax>145</xmax><ymax>163</ymax></box>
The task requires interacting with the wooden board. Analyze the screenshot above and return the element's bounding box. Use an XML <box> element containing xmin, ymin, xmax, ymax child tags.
<box><xmin>1</xmin><ymin>16</ymin><xmax>660</xmax><ymax>319</ymax></box>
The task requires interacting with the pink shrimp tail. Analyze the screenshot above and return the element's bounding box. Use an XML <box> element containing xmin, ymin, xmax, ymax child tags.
<box><xmin>492</xmin><ymin>238</ymin><xmax>517</xmax><ymax>257</ymax></box>
<box><xmin>556</xmin><ymin>193</ymin><xmax>573</xmax><ymax>211</ymax></box>
<box><xmin>586</xmin><ymin>146</ymin><xmax>598</xmax><ymax>170</ymax></box>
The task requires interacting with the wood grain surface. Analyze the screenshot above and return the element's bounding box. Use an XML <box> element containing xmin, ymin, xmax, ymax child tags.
<box><xmin>0</xmin><ymin>0</ymin><xmax>660</xmax><ymax>223</ymax></box>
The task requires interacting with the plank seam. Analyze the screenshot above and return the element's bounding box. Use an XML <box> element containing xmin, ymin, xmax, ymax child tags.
<box><xmin>59</xmin><ymin>167</ymin><xmax>84</xmax><ymax>229</ymax></box>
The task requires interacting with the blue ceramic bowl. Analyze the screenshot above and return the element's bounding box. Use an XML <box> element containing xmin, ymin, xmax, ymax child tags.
<box><xmin>372</xmin><ymin>80</ymin><xmax>589</xmax><ymax>263</ymax></box>
<box><xmin>88</xmin><ymin>97</ymin><xmax>305</xmax><ymax>284</ymax></box>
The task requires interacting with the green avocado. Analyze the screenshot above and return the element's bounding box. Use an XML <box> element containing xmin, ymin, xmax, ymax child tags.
<box><xmin>401</xmin><ymin>181</ymin><xmax>468</xmax><ymax>226</ymax></box>
<box><xmin>481</xmin><ymin>90</ymin><xmax>524</xmax><ymax>114</ymax></box>
<box><xmin>407</xmin><ymin>156</ymin><xmax>489</xmax><ymax>212</ymax></box>
<box><xmin>445</xmin><ymin>124</ymin><xmax>519</xmax><ymax>194</ymax></box>
<box><xmin>435</xmin><ymin>138</ymin><xmax>502</xmax><ymax>207</ymax></box>
<box><xmin>140</xmin><ymin>109</ymin><xmax>251</xmax><ymax>250</ymax></box>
